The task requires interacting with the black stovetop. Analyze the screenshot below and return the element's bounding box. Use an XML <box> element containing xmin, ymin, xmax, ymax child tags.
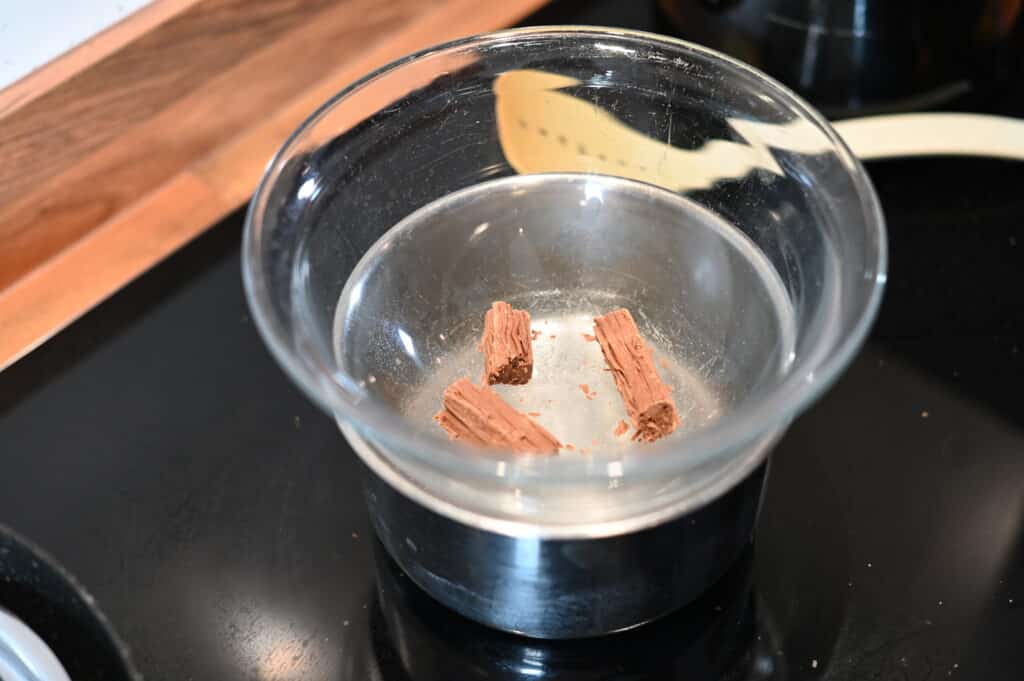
<box><xmin>2</xmin><ymin>2</ymin><xmax>1023</xmax><ymax>680</ymax></box>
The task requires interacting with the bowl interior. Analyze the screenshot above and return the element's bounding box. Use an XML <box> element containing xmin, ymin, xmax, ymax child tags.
<box><xmin>333</xmin><ymin>173</ymin><xmax>793</xmax><ymax>454</ymax></box>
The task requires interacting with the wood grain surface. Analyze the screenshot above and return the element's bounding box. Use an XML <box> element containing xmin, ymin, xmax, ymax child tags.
<box><xmin>0</xmin><ymin>0</ymin><xmax>205</xmax><ymax>118</ymax></box>
<box><xmin>0</xmin><ymin>0</ymin><xmax>550</xmax><ymax>370</ymax></box>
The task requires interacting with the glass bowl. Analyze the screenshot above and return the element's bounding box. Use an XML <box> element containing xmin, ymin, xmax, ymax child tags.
<box><xmin>243</xmin><ymin>26</ymin><xmax>886</xmax><ymax>535</ymax></box>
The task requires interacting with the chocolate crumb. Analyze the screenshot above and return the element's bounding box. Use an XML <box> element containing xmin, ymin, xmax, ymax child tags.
<box><xmin>613</xmin><ymin>420</ymin><xmax>629</xmax><ymax>437</ymax></box>
<box><xmin>582</xmin><ymin>333</ymin><xmax>596</xmax><ymax>342</ymax></box>
<box><xmin>531</xmin><ymin>329</ymin><xmax>542</xmax><ymax>341</ymax></box>
<box><xmin>527</xmin><ymin>412</ymin><xmax>541</xmax><ymax>417</ymax></box>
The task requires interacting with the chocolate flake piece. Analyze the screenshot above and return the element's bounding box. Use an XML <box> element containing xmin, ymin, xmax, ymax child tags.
<box><xmin>614</xmin><ymin>420</ymin><xmax>629</xmax><ymax>437</ymax></box>
<box><xmin>593</xmin><ymin>308</ymin><xmax>680</xmax><ymax>442</ymax></box>
<box><xmin>480</xmin><ymin>301</ymin><xmax>533</xmax><ymax>385</ymax></box>
<box><xmin>435</xmin><ymin>409</ymin><xmax>488</xmax><ymax>447</ymax></box>
<box><xmin>434</xmin><ymin>378</ymin><xmax>560</xmax><ymax>453</ymax></box>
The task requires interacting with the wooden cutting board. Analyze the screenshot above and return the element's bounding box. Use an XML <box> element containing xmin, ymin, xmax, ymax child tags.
<box><xmin>0</xmin><ymin>0</ymin><xmax>550</xmax><ymax>370</ymax></box>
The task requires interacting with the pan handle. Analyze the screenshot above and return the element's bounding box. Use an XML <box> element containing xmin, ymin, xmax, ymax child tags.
<box><xmin>835</xmin><ymin>113</ymin><xmax>1024</xmax><ymax>162</ymax></box>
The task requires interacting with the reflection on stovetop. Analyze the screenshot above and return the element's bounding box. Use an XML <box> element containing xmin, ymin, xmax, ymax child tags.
<box><xmin>344</xmin><ymin>539</ymin><xmax>785</xmax><ymax>681</ymax></box>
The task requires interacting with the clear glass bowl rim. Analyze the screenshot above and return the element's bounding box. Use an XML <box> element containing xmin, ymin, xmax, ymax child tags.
<box><xmin>242</xmin><ymin>26</ymin><xmax>888</xmax><ymax>486</ymax></box>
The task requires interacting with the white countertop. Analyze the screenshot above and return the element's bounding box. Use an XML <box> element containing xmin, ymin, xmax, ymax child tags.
<box><xmin>0</xmin><ymin>0</ymin><xmax>151</xmax><ymax>90</ymax></box>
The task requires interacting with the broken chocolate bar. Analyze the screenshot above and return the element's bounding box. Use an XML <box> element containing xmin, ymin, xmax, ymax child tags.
<box><xmin>434</xmin><ymin>378</ymin><xmax>561</xmax><ymax>453</ymax></box>
<box><xmin>480</xmin><ymin>301</ymin><xmax>533</xmax><ymax>385</ymax></box>
<box><xmin>593</xmin><ymin>308</ymin><xmax>679</xmax><ymax>442</ymax></box>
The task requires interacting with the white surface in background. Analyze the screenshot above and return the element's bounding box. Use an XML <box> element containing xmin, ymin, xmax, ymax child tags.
<box><xmin>0</xmin><ymin>608</ymin><xmax>72</xmax><ymax>681</ymax></box>
<box><xmin>0</xmin><ymin>0</ymin><xmax>151</xmax><ymax>90</ymax></box>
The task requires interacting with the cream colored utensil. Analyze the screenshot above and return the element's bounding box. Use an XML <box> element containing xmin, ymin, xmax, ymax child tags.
<box><xmin>495</xmin><ymin>69</ymin><xmax>1024</xmax><ymax>184</ymax></box>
